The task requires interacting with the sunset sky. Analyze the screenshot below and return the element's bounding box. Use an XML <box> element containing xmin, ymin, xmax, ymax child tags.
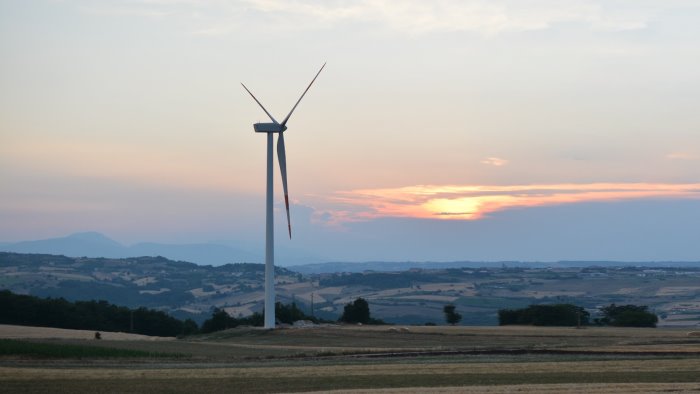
<box><xmin>2</xmin><ymin>1</ymin><xmax>699</xmax><ymax>263</ymax></box>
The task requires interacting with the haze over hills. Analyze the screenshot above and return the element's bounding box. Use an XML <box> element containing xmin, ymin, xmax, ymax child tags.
<box><xmin>0</xmin><ymin>232</ymin><xmax>323</xmax><ymax>266</ymax></box>
<box><xmin>2</xmin><ymin>232</ymin><xmax>699</xmax><ymax>273</ymax></box>
<box><xmin>291</xmin><ymin>260</ymin><xmax>700</xmax><ymax>274</ymax></box>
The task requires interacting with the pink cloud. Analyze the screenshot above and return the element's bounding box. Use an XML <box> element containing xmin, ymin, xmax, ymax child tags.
<box><xmin>480</xmin><ymin>157</ymin><xmax>509</xmax><ymax>166</ymax></box>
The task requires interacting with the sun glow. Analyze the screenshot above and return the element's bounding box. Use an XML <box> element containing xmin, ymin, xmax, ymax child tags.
<box><xmin>423</xmin><ymin>196</ymin><xmax>509</xmax><ymax>219</ymax></box>
<box><xmin>322</xmin><ymin>183</ymin><xmax>700</xmax><ymax>223</ymax></box>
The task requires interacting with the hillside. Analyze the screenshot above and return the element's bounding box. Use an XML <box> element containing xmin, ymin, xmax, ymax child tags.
<box><xmin>1</xmin><ymin>252</ymin><xmax>700</xmax><ymax>326</ymax></box>
<box><xmin>0</xmin><ymin>252</ymin><xmax>303</xmax><ymax>322</ymax></box>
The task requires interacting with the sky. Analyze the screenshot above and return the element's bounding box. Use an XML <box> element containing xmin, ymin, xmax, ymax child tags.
<box><xmin>1</xmin><ymin>0</ymin><xmax>699</xmax><ymax>263</ymax></box>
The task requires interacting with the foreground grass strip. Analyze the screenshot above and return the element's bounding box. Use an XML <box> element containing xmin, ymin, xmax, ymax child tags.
<box><xmin>3</xmin><ymin>358</ymin><xmax>700</xmax><ymax>379</ymax></box>
<box><xmin>0</xmin><ymin>339</ymin><xmax>182</xmax><ymax>359</ymax></box>
<box><xmin>3</xmin><ymin>371</ymin><xmax>700</xmax><ymax>393</ymax></box>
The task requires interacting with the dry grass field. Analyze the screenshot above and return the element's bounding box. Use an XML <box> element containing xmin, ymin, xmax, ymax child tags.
<box><xmin>0</xmin><ymin>324</ymin><xmax>175</xmax><ymax>341</ymax></box>
<box><xmin>2</xmin><ymin>324</ymin><xmax>700</xmax><ymax>393</ymax></box>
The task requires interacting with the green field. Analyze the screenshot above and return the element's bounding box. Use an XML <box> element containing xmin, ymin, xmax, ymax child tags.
<box><xmin>2</xmin><ymin>325</ymin><xmax>700</xmax><ymax>393</ymax></box>
<box><xmin>0</xmin><ymin>339</ymin><xmax>182</xmax><ymax>359</ymax></box>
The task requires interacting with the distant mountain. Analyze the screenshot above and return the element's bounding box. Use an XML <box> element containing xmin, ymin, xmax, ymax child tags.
<box><xmin>0</xmin><ymin>232</ymin><xmax>261</xmax><ymax>266</ymax></box>
<box><xmin>129</xmin><ymin>242</ymin><xmax>260</xmax><ymax>265</ymax></box>
<box><xmin>0</xmin><ymin>232</ymin><xmax>327</xmax><ymax>266</ymax></box>
<box><xmin>5</xmin><ymin>232</ymin><xmax>127</xmax><ymax>258</ymax></box>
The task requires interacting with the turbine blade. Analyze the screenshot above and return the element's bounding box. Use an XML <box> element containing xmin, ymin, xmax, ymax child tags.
<box><xmin>241</xmin><ymin>83</ymin><xmax>278</xmax><ymax>124</ymax></box>
<box><xmin>280</xmin><ymin>62</ymin><xmax>326</xmax><ymax>127</ymax></box>
<box><xmin>277</xmin><ymin>132</ymin><xmax>291</xmax><ymax>239</ymax></box>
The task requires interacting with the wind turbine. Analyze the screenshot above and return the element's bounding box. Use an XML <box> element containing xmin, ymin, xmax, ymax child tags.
<box><xmin>241</xmin><ymin>63</ymin><xmax>325</xmax><ymax>329</ymax></box>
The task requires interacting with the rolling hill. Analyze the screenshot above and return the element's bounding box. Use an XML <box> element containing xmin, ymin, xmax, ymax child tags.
<box><xmin>2</xmin><ymin>252</ymin><xmax>700</xmax><ymax>326</ymax></box>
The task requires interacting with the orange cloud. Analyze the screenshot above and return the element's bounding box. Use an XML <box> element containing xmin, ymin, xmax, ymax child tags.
<box><xmin>323</xmin><ymin>183</ymin><xmax>700</xmax><ymax>222</ymax></box>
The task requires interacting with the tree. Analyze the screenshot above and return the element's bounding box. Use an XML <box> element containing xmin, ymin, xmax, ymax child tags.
<box><xmin>598</xmin><ymin>304</ymin><xmax>658</xmax><ymax>327</ymax></box>
<box><xmin>181</xmin><ymin>318</ymin><xmax>199</xmax><ymax>336</ymax></box>
<box><xmin>238</xmin><ymin>312</ymin><xmax>264</xmax><ymax>327</ymax></box>
<box><xmin>274</xmin><ymin>302</ymin><xmax>316</xmax><ymax>324</ymax></box>
<box><xmin>200</xmin><ymin>308</ymin><xmax>238</xmax><ymax>333</ymax></box>
<box><xmin>340</xmin><ymin>298</ymin><xmax>370</xmax><ymax>324</ymax></box>
<box><xmin>443</xmin><ymin>304</ymin><xmax>462</xmax><ymax>325</ymax></box>
<box><xmin>498</xmin><ymin>304</ymin><xmax>589</xmax><ymax>326</ymax></box>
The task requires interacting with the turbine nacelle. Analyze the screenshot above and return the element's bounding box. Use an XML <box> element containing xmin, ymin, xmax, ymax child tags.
<box><xmin>254</xmin><ymin>123</ymin><xmax>287</xmax><ymax>133</ymax></box>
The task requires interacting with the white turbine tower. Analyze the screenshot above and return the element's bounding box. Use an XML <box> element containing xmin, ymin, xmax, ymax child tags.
<box><xmin>241</xmin><ymin>63</ymin><xmax>326</xmax><ymax>329</ymax></box>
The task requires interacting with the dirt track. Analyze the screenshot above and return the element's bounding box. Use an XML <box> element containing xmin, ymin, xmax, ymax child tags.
<box><xmin>304</xmin><ymin>383</ymin><xmax>700</xmax><ymax>393</ymax></box>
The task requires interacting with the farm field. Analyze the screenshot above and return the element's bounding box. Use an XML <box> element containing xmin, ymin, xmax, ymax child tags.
<box><xmin>2</xmin><ymin>324</ymin><xmax>700</xmax><ymax>393</ymax></box>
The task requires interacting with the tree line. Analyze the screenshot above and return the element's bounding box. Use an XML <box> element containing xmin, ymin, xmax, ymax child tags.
<box><xmin>200</xmin><ymin>297</ymin><xmax>386</xmax><ymax>332</ymax></box>
<box><xmin>0</xmin><ymin>290</ymin><xmax>195</xmax><ymax>337</ymax></box>
<box><xmin>200</xmin><ymin>302</ymin><xmax>326</xmax><ymax>333</ymax></box>
<box><xmin>0</xmin><ymin>290</ymin><xmax>382</xmax><ymax>336</ymax></box>
<box><xmin>498</xmin><ymin>303</ymin><xmax>658</xmax><ymax>327</ymax></box>
<box><xmin>0</xmin><ymin>289</ymin><xmax>352</xmax><ymax>336</ymax></box>
<box><xmin>1</xmin><ymin>288</ymin><xmax>660</xmax><ymax>336</ymax></box>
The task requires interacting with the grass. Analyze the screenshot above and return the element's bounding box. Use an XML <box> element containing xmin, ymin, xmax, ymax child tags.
<box><xmin>49</xmin><ymin>325</ymin><xmax>698</xmax><ymax>363</ymax></box>
<box><xmin>3</xmin><ymin>368</ymin><xmax>700</xmax><ymax>393</ymax></box>
<box><xmin>180</xmin><ymin>325</ymin><xmax>700</xmax><ymax>358</ymax></box>
<box><xmin>3</xmin><ymin>326</ymin><xmax>700</xmax><ymax>393</ymax></box>
<box><xmin>7</xmin><ymin>325</ymin><xmax>697</xmax><ymax>363</ymax></box>
<box><xmin>0</xmin><ymin>339</ymin><xmax>184</xmax><ymax>359</ymax></box>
